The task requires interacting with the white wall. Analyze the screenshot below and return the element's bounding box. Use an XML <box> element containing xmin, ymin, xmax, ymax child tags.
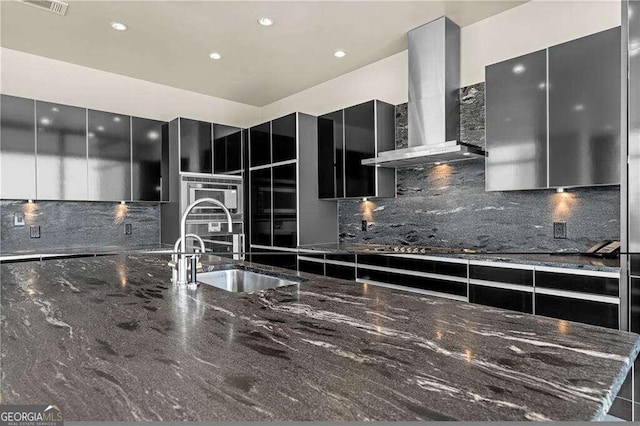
<box><xmin>260</xmin><ymin>0</ymin><xmax>621</xmax><ymax>122</ymax></box>
<box><xmin>0</xmin><ymin>47</ymin><xmax>261</xmax><ymax>128</ymax></box>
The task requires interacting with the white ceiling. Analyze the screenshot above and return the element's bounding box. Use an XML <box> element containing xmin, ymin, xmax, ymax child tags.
<box><xmin>0</xmin><ymin>1</ymin><xmax>527</xmax><ymax>106</ymax></box>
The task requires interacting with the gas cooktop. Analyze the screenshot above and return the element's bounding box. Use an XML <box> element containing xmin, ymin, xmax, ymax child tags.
<box><xmin>356</xmin><ymin>244</ymin><xmax>477</xmax><ymax>255</ymax></box>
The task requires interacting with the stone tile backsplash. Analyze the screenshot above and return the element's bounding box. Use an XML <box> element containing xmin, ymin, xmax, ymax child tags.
<box><xmin>0</xmin><ymin>200</ymin><xmax>160</xmax><ymax>253</ymax></box>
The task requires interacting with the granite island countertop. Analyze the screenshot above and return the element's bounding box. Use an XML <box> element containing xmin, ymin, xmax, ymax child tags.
<box><xmin>1</xmin><ymin>254</ymin><xmax>638</xmax><ymax>421</ymax></box>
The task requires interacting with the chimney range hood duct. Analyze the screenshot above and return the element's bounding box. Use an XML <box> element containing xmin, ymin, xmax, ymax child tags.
<box><xmin>362</xmin><ymin>17</ymin><xmax>485</xmax><ymax>168</ymax></box>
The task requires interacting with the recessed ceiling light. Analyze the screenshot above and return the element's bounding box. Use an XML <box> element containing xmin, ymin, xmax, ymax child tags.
<box><xmin>51</xmin><ymin>107</ymin><xmax>59</xmax><ymax>113</ymax></box>
<box><xmin>257</xmin><ymin>16</ymin><xmax>274</xmax><ymax>26</ymax></box>
<box><xmin>110</xmin><ymin>22</ymin><xmax>128</xmax><ymax>31</ymax></box>
<box><xmin>97</xmin><ymin>126</ymin><xmax>105</xmax><ymax>132</ymax></box>
<box><xmin>113</xmin><ymin>116</ymin><xmax>121</xmax><ymax>122</ymax></box>
<box><xmin>40</xmin><ymin>117</ymin><xmax>51</xmax><ymax>125</ymax></box>
<box><xmin>147</xmin><ymin>130</ymin><xmax>160</xmax><ymax>140</ymax></box>
<box><xmin>334</xmin><ymin>50</ymin><xmax>346</xmax><ymax>58</ymax></box>
<box><xmin>209</xmin><ymin>52</ymin><xmax>222</xmax><ymax>60</ymax></box>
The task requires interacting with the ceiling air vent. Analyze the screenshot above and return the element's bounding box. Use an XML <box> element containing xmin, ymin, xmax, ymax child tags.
<box><xmin>14</xmin><ymin>0</ymin><xmax>69</xmax><ymax>16</ymax></box>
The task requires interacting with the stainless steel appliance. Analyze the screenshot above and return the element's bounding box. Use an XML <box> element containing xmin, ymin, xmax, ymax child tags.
<box><xmin>362</xmin><ymin>18</ymin><xmax>485</xmax><ymax>168</ymax></box>
<box><xmin>179</xmin><ymin>173</ymin><xmax>244</xmax><ymax>257</ymax></box>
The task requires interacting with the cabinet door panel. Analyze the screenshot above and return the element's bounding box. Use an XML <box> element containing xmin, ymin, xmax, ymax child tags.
<box><xmin>250</xmin><ymin>123</ymin><xmax>270</xmax><ymax>167</ymax></box>
<box><xmin>250</xmin><ymin>168</ymin><xmax>272</xmax><ymax>245</ymax></box>
<box><xmin>87</xmin><ymin>110</ymin><xmax>131</xmax><ymax>201</ymax></box>
<box><xmin>485</xmin><ymin>50</ymin><xmax>547</xmax><ymax>191</ymax></box>
<box><xmin>318</xmin><ymin>111</ymin><xmax>343</xmax><ymax>199</ymax></box>
<box><xmin>273</xmin><ymin>163</ymin><xmax>297</xmax><ymax>247</ymax></box>
<box><xmin>214</xmin><ymin>124</ymin><xmax>242</xmax><ymax>173</ymax></box>
<box><xmin>344</xmin><ymin>102</ymin><xmax>375</xmax><ymax>197</ymax></box>
<box><xmin>548</xmin><ymin>27</ymin><xmax>621</xmax><ymax>187</ymax></box>
<box><xmin>36</xmin><ymin>101</ymin><xmax>87</xmax><ymax>200</ymax></box>
<box><xmin>180</xmin><ymin>119</ymin><xmax>211</xmax><ymax>173</ymax></box>
<box><xmin>299</xmin><ymin>259</ymin><xmax>325</xmax><ymax>275</ymax></box>
<box><xmin>535</xmin><ymin>293</ymin><xmax>618</xmax><ymax>329</ymax></box>
<box><xmin>272</xmin><ymin>113</ymin><xmax>296</xmax><ymax>163</ymax></box>
<box><xmin>132</xmin><ymin>117</ymin><xmax>165</xmax><ymax>201</ymax></box>
<box><xmin>469</xmin><ymin>285</ymin><xmax>533</xmax><ymax>313</ymax></box>
<box><xmin>1</xmin><ymin>95</ymin><xmax>36</xmax><ymax>199</ymax></box>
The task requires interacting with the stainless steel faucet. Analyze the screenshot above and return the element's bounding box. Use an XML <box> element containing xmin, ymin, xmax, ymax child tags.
<box><xmin>175</xmin><ymin>198</ymin><xmax>233</xmax><ymax>286</ymax></box>
<box><xmin>170</xmin><ymin>234</ymin><xmax>206</xmax><ymax>285</ymax></box>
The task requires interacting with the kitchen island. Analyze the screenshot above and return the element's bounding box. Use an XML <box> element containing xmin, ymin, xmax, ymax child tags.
<box><xmin>1</xmin><ymin>254</ymin><xmax>638</xmax><ymax>421</ymax></box>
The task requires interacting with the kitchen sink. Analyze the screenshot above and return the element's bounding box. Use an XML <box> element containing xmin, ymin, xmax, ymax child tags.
<box><xmin>197</xmin><ymin>269</ymin><xmax>300</xmax><ymax>293</ymax></box>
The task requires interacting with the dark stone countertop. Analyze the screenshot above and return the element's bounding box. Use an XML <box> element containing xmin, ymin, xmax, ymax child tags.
<box><xmin>299</xmin><ymin>243</ymin><xmax>621</xmax><ymax>273</ymax></box>
<box><xmin>2</xmin><ymin>254</ymin><xmax>638</xmax><ymax>421</ymax></box>
<box><xmin>0</xmin><ymin>243</ymin><xmax>174</xmax><ymax>261</ymax></box>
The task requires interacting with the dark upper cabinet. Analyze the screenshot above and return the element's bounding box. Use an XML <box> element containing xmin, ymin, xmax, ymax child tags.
<box><xmin>180</xmin><ymin>118</ymin><xmax>212</xmax><ymax>174</ymax></box>
<box><xmin>36</xmin><ymin>101</ymin><xmax>88</xmax><ymax>200</ymax></box>
<box><xmin>318</xmin><ymin>110</ymin><xmax>344</xmax><ymax>199</ymax></box>
<box><xmin>213</xmin><ymin>124</ymin><xmax>242</xmax><ymax>173</ymax></box>
<box><xmin>87</xmin><ymin>110</ymin><xmax>131</xmax><ymax>201</ymax></box>
<box><xmin>318</xmin><ymin>100</ymin><xmax>395</xmax><ymax>199</ymax></box>
<box><xmin>272</xmin><ymin>163</ymin><xmax>297</xmax><ymax>247</ymax></box>
<box><xmin>250</xmin><ymin>122</ymin><xmax>271</xmax><ymax>167</ymax></box>
<box><xmin>132</xmin><ymin>117</ymin><xmax>167</xmax><ymax>201</ymax></box>
<box><xmin>485</xmin><ymin>50</ymin><xmax>548</xmax><ymax>191</ymax></box>
<box><xmin>345</xmin><ymin>101</ymin><xmax>376</xmax><ymax>197</ymax></box>
<box><xmin>0</xmin><ymin>95</ymin><xmax>36</xmax><ymax>199</ymax></box>
<box><xmin>250</xmin><ymin>168</ymin><xmax>272</xmax><ymax>246</ymax></box>
<box><xmin>549</xmin><ymin>27</ymin><xmax>621</xmax><ymax>188</ymax></box>
<box><xmin>271</xmin><ymin>113</ymin><xmax>297</xmax><ymax>163</ymax></box>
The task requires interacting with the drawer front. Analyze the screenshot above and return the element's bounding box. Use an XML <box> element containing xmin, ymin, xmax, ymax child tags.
<box><xmin>535</xmin><ymin>293</ymin><xmax>618</xmax><ymax>329</ymax></box>
<box><xmin>631</xmin><ymin>255</ymin><xmax>640</xmax><ymax>277</ymax></box>
<box><xmin>470</xmin><ymin>264</ymin><xmax>533</xmax><ymax>286</ymax></box>
<box><xmin>298</xmin><ymin>259</ymin><xmax>325</xmax><ymax>276</ymax></box>
<box><xmin>251</xmin><ymin>250</ymin><xmax>297</xmax><ymax>271</ymax></box>
<box><xmin>535</xmin><ymin>271</ymin><xmax>619</xmax><ymax>297</ymax></box>
<box><xmin>326</xmin><ymin>253</ymin><xmax>356</xmax><ymax>263</ymax></box>
<box><xmin>357</xmin><ymin>267</ymin><xmax>467</xmax><ymax>297</ymax></box>
<box><xmin>298</xmin><ymin>253</ymin><xmax>325</xmax><ymax>260</ymax></box>
<box><xmin>357</xmin><ymin>254</ymin><xmax>467</xmax><ymax>278</ymax></box>
<box><xmin>469</xmin><ymin>284</ymin><xmax>533</xmax><ymax>313</ymax></box>
<box><xmin>325</xmin><ymin>263</ymin><xmax>356</xmax><ymax>281</ymax></box>
<box><xmin>631</xmin><ymin>277</ymin><xmax>640</xmax><ymax>334</ymax></box>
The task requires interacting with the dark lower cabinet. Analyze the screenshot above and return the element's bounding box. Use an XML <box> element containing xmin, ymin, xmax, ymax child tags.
<box><xmin>469</xmin><ymin>285</ymin><xmax>533</xmax><ymax>313</ymax></box>
<box><xmin>470</xmin><ymin>265</ymin><xmax>533</xmax><ymax>286</ymax></box>
<box><xmin>358</xmin><ymin>267</ymin><xmax>467</xmax><ymax>297</ymax></box>
<box><xmin>631</xmin><ymin>277</ymin><xmax>640</xmax><ymax>333</ymax></box>
<box><xmin>535</xmin><ymin>271</ymin><xmax>618</xmax><ymax>297</ymax></box>
<box><xmin>250</xmin><ymin>248</ymin><xmax>297</xmax><ymax>271</ymax></box>
<box><xmin>609</xmin><ymin>396</ymin><xmax>633</xmax><ymax>421</ymax></box>
<box><xmin>534</xmin><ymin>293</ymin><xmax>618</xmax><ymax>329</ymax></box>
<box><xmin>132</xmin><ymin>117</ymin><xmax>167</xmax><ymax>201</ymax></box>
<box><xmin>298</xmin><ymin>259</ymin><xmax>325</xmax><ymax>275</ymax></box>
<box><xmin>631</xmin><ymin>255</ymin><xmax>640</xmax><ymax>277</ymax></box>
<box><xmin>358</xmin><ymin>254</ymin><xmax>467</xmax><ymax>278</ymax></box>
<box><xmin>326</xmin><ymin>263</ymin><xmax>356</xmax><ymax>281</ymax></box>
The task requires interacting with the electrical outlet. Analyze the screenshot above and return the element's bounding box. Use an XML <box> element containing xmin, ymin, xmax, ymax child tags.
<box><xmin>14</xmin><ymin>213</ymin><xmax>25</xmax><ymax>226</ymax></box>
<box><xmin>553</xmin><ymin>221</ymin><xmax>567</xmax><ymax>239</ymax></box>
<box><xmin>362</xmin><ymin>220</ymin><xmax>368</xmax><ymax>232</ymax></box>
<box><xmin>30</xmin><ymin>226</ymin><xmax>40</xmax><ymax>239</ymax></box>
<box><xmin>124</xmin><ymin>223</ymin><xmax>132</xmax><ymax>235</ymax></box>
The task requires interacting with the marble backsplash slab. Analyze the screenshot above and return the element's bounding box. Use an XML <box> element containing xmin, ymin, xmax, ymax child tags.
<box><xmin>0</xmin><ymin>200</ymin><xmax>160</xmax><ymax>253</ymax></box>
<box><xmin>339</xmin><ymin>83</ymin><xmax>620</xmax><ymax>253</ymax></box>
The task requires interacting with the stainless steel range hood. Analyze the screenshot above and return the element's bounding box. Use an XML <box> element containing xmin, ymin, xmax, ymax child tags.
<box><xmin>362</xmin><ymin>17</ymin><xmax>486</xmax><ymax>168</ymax></box>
